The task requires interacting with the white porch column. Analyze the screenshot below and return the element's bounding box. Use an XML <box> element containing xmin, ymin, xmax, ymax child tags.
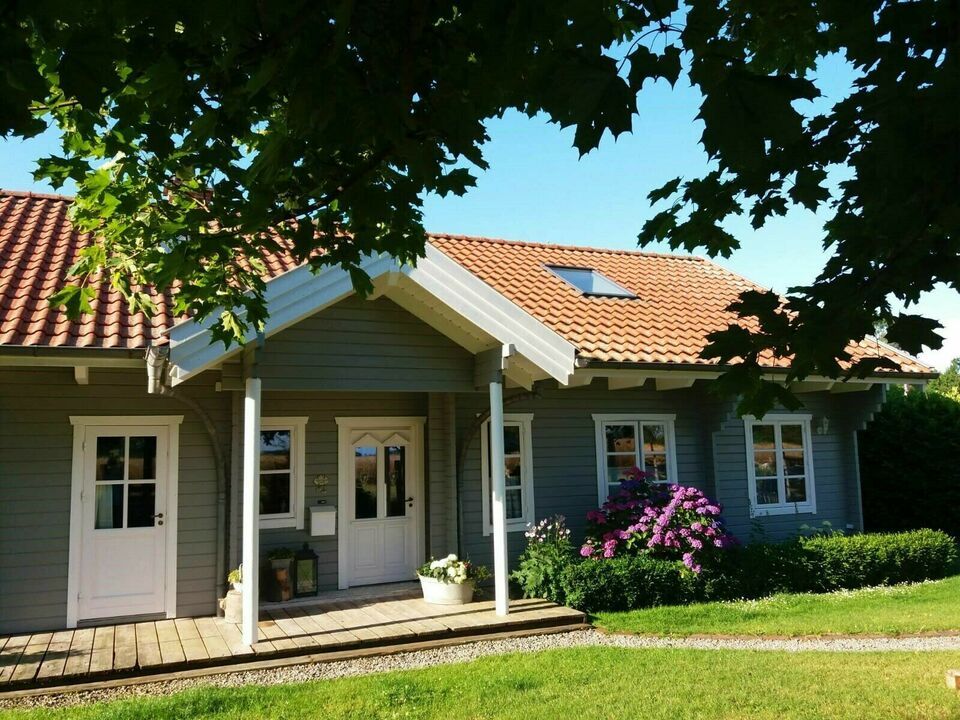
<box><xmin>488</xmin><ymin>377</ymin><xmax>509</xmax><ymax>616</ymax></box>
<box><xmin>241</xmin><ymin>377</ymin><xmax>262</xmax><ymax>645</ymax></box>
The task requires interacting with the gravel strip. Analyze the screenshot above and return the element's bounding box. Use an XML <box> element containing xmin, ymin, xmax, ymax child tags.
<box><xmin>5</xmin><ymin>629</ymin><xmax>960</xmax><ymax>711</ymax></box>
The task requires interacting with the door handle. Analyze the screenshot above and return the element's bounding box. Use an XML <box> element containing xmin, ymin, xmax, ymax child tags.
<box><xmin>154</xmin><ymin>512</ymin><xmax>164</xmax><ymax>526</ymax></box>
<box><xmin>405</xmin><ymin>497</ymin><xmax>414</xmax><ymax>506</ymax></box>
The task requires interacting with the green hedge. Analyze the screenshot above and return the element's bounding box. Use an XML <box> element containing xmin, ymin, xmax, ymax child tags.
<box><xmin>538</xmin><ymin>529</ymin><xmax>958</xmax><ymax>613</ymax></box>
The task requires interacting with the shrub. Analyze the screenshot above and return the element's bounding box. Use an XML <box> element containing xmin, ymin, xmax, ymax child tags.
<box><xmin>562</xmin><ymin>554</ymin><xmax>697</xmax><ymax>612</ymax></box>
<box><xmin>511</xmin><ymin>516</ymin><xmax>575</xmax><ymax>604</ymax></box>
<box><xmin>860</xmin><ymin>387</ymin><xmax>960</xmax><ymax>539</ymax></box>
<box><xmin>579</xmin><ymin>469</ymin><xmax>736</xmax><ymax>571</ymax></box>
<box><xmin>801</xmin><ymin>529</ymin><xmax>958</xmax><ymax>591</ymax></box>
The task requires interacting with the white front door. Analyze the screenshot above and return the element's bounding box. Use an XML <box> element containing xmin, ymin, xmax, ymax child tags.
<box><xmin>77</xmin><ymin>425</ymin><xmax>171</xmax><ymax>621</ymax></box>
<box><xmin>339</xmin><ymin>419</ymin><xmax>424</xmax><ymax>586</ymax></box>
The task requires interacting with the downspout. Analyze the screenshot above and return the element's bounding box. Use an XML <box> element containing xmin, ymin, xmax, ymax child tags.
<box><xmin>146</xmin><ymin>345</ymin><xmax>230</xmax><ymax>612</ymax></box>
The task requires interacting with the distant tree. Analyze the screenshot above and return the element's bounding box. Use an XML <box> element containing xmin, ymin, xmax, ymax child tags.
<box><xmin>860</xmin><ymin>386</ymin><xmax>960</xmax><ymax>539</ymax></box>
<box><xmin>0</xmin><ymin>1</ymin><xmax>955</xmax><ymax>413</ymax></box>
<box><xmin>928</xmin><ymin>358</ymin><xmax>960</xmax><ymax>401</ymax></box>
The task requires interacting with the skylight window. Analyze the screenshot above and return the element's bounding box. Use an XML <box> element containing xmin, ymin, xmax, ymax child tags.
<box><xmin>546</xmin><ymin>265</ymin><xmax>636</xmax><ymax>298</ymax></box>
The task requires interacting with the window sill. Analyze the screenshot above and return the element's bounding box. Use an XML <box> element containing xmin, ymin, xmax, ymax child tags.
<box><xmin>482</xmin><ymin>522</ymin><xmax>530</xmax><ymax>537</ymax></box>
<box><xmin>750</xmin><ymin>504</ymin><xmax>817</xmax><ymax>518</ymax></box>
<box><xmin>259</xmin><ymin>516</ymin><xmax>303</xmax><ymax>530</ymax></box>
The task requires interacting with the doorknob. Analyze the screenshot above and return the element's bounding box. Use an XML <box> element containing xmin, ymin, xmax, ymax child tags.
<box><xmin>153</xmin><ymin>512</ymin><xmax>164</xmax><ymax>526</ymax></box>
<box><xmin>405</xmin><ymin>497</ymin><xmax>414</xmax><ymax>506</ymax></box>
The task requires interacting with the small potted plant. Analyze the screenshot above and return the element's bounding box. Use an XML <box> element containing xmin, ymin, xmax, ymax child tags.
<box><xmin>227</xmin><ymin>565</ymin><xmax>243</xmax><ymax>593</ymax></box>
<box><xmin>417</xmin><ymin>554</ymin><xmax>489</xmax><ymax>605</ymax></box>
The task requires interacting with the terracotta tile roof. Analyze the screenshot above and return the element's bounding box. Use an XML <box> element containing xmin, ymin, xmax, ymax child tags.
<box><xmin>0</xmin><ymin>189</ymin><xmax>934</xmax><ymax>375</ymax></box>
<box><xmin>428</xmin><ymin>234</ymin><xmax>934</xmax><ymax>375</ymax></box>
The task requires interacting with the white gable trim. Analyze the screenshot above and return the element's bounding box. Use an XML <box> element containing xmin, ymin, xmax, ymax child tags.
<box><xmin>167</xmin><ymin>245</ymin><xmax>577</xmax><ymax>385</ymax></box>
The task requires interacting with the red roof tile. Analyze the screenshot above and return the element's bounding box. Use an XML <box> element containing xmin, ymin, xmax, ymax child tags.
<box><xmin>0</xmin><ymin>190</ymin><xmax>934</xmax><ymax>375</ymax></box>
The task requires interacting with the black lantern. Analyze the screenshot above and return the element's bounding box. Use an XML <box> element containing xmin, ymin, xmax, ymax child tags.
<box><xmin>293</xmin><ymin>543</ymin><xmax>319</xmax><ymax>597</ymax></box>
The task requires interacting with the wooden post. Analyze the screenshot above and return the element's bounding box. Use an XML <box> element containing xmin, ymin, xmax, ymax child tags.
<box><xmin>489</xmin><ymin>377</ymin><xmax>509</xmax><ymax>616</ymax></box>
<box><xmin>241</xmin><ymin>377</ymin><xmax>261</xmax><ymax>646</ymax></box>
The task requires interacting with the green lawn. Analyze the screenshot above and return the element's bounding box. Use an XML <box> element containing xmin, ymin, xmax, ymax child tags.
<box><xmin>595</xmin><ymin>575</ymin><xmax>960</xmax><ymax>637</ymax></box>
<box><xmin>3</xmin><ymin>646</ymin><xmax>960</xmax><ymax>719</ymax></box>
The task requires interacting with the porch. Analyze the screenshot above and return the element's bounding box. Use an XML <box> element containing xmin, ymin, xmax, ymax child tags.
<box><xmin>0</xmin><ymin>591</ymin><xmax>585</xmax><ymax>691</ymax></box>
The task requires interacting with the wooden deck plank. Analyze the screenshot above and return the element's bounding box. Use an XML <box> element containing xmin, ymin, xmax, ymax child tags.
<box><xmin>135</xmin><ymin>622</ymin><xmax>162</xmax><ymax>668</ymax></box>
<box><xmin>154</xmin><ymin>620</ymin><xmax>180</xmax><ymax>645</ymax></box>
<box><xmin>113</xmin><ymin>624</ymin><xmax>137</xmax><ymax>671</ymax></box>
<box><xmin>378</xmin><ymin>598</ymin><xmax>449</xmax><ymax>634</ymax></box>
<box><xmin>158</xmin><ymin>640</ymin><xmax>187</xmax><ymax>665</ymax></box>
<box><xmin>257</xmin><ymin>617</ymin><xmax>300</xmax><ymax>652</ymax></box>
<box><xmin>0</xmin><ymin>634</ymin><xmax>30</xmax><ymax>684</ymax></box>
<box><xmin>198</xmin><ymin>633</ymin><xmax>232</xmax><ymax>661</ymax></box>
<box><xmin>213</xmin><ymin>619</ymin><xmax>254</xmax><ymax>657</ymax></box>
<box><xmin>174</xmin><ymin>618</ymin><xmax>201</xmax><ymax>641</ymax></box>
<box><xmin>35</xmin><ymin>630</ymin><xmax>73</xmax><ymax>681</ymax></box>
<box><xmin>343</xmin><ymin>600</ymin><xmax>410</xmax><ymax>640</ymax></box>
<box><xmin>324</xmin><ymin>602</ymin><xmax>380</xmax><ymax>642</ymax></box>
<box><xmin>175</xmin><ymin>619</ymin><xmax>208</xmax><ymax>662</ymax></box>
<box><xmin>193</xmin><ymin>617</ymin><xmax>221</xmax><ymax>639</ymax></box>
<box><xmin>9</xmin><ymin>635</ymin><xmax>50</xmax><ymax>684</ymax></box>
<box><xmin>89</xmin><ymin>627</ymin><xmax>115</xmax><ymax>674</ymax></box>
<box><xmin>63</xmin><ymin>627</ymin><xmax>95</xmax><ymax>677</ymax></box>
<box><xmin>266</xmin><ymin>608</ymin><xmax>323</xmax><ymax>650</ymax></box>
<box><xmin>285</xmin><ymin>606</ymin><xmax>345</xmax><ymax>649</ymax></box>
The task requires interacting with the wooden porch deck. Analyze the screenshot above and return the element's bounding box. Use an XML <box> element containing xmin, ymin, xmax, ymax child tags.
<box><xmin>0</xmin><ymin>596</ymin><xmax>585</xmax><ymax>691</ymax></box>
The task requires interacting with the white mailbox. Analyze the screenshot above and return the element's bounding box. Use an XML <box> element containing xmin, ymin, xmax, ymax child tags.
<box><xmin>310</xmin><ymin>504</ymin><xmax>336</xmax><ymax>536</ymax></box>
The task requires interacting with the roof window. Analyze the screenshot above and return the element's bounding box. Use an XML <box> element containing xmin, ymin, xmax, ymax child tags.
<box><xmin>546</xmin><ymin>265</ymin><xmax>636</xmax><ymax>298</ymax></box>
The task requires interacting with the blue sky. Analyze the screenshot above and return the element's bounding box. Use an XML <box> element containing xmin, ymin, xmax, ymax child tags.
<box><xmin>1</xmin><ymin>65</ymin><xmax>957</xmax><ymax>369</ymax></box>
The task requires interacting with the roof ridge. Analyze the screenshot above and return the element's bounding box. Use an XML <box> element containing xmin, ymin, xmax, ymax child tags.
<box><xmin>0</xmin><ymin>188</ymin><xmax>75</xmax><ymax>201</ymax></box>
<box><xmin>428</xmin><ymin>232</ymin><xmax>704</xmax><ymax>262</ymax></box>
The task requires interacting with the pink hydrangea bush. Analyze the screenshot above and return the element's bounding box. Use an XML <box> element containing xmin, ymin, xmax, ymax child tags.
<box><xmin>580</xmin><ymin>468</ymin><xmax>736</xmax><ymax>572</ymax></box>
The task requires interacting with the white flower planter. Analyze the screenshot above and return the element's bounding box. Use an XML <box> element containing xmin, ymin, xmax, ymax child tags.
<box><xmin>418</xmin><ymin>575</ymin><xmax>475</xmax><ymax>605</ymax></box>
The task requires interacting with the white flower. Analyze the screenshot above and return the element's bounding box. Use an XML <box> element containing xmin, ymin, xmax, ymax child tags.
<box><xmin>447</xmin><ymin>567</ymin><xmax>457</xmax><ymax>578</ymax></box>
<box><xmin>430</xmin><ymin>560</ymin><xmax>442</xmax><ymax>570</ymax></box>
<box><xmin>446</xmin><ymin>553</ymin><xmax>458</xmax><ymax>562</ymax></box>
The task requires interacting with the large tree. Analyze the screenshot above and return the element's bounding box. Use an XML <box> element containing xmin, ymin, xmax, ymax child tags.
<box><xmin>1</xmin><ymin>1</ymin><xmax>956</xmax><ymax>413</ymax></box>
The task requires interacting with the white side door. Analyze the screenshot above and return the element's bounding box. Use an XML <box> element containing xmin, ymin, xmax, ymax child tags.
<box><xmin>78</xmin><ymin>425</ymin><xmax>170</xmax><ymax>621</ymax></box>
<box><xmin>343</xmin><ymin>423</ymin><xmax>422</xmax><ymax>586</ymax></box>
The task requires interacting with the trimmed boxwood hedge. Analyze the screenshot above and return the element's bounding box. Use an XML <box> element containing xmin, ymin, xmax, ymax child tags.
<box><xmin>542</xmin><ymin>529</ymin><xmax>958</xmax><ymax>613</ymax></box>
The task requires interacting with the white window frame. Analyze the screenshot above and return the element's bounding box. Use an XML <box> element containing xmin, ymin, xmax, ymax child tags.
<box><xmin>259</xmin><ymin>417</ymin><xmax>308</xmax><ymax>529</ymax></box>
<box><xmin>743</xmin><ymin>414</ymin><xmax>817</xmax><ymax>517</ymax></box>
<box><xmin>480</xmin><ymin>413</ymin><xmax>535</xmax><ymax>535</ymax></box>
<box><xmin>592</xmin><ymin>413</ymin><xmax>678</xmax><ymax>504</ymax></box>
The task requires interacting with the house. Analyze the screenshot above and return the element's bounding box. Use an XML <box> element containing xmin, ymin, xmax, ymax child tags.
<box><xmin>0</xmin><ymin>189</ymin><xmax>935</xmax><ymax>644</ymax></box>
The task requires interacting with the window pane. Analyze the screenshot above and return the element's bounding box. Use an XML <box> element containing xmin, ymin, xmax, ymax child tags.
<box><xmin>260</xmin><ymin>473</ymin><xmax>292</xmax><ymax>515</ymax></box>
<box><xmin>605</xmin><ymin>424</ymin><xmax>635</xmax><ymax>454</ymax></box>
<box><xmin>607</xmin><ymin>467</ymin><xmax>633</xmax><ymax>486</ymax></box>
<box><xmin>751</xmin><ymin>424</ymin><xmax>775</xmax><ymax>450</ymax></box>
<box><xmin>386</xmin><ymin>446</ymin><xmax>406</xmax><ymax>517</ymax></box>
<box><xmin>786</xmin><ymin>476</ymin><xmax>807</xmax><ymax>503</ymax></box>
<box><xmin>783</xmin><ymin>450</ymin><xmax>805</xmax><ymax>476</ymax></box>
<box><xmin>756</xmin><ymin>476</ymin><xmax>779</xmax><ymax>505</ymax></box>
<box><xmin>260</xmin><ymin>430</ymin><xmax>291</xmax><ymax>471</ymax></box>
<box><xmin>354</xmin><ymin>446</ymin><xmax>378</xmax><ymax>519</ymax></box>
<box><xmin>96</xmin><ymin>437</ymin><xmax>125</xmax><ymax>481</ymax></box>
<box><xmin>607</xmin><ymin>452</ymin><xmax>636</xmax><ymax>474</ymax></box>
<box><xmin>605</xmin><ymin>482</ymin><xmax>621</xmax><ymax>500</ymax></box>
<box><xmin>503</xmin><ymin>425</ymin><xmax>521</xmax><ymax>455</ymax></box>
<box><xmin>644</xmin><ymin>453</ymin><xmax>669</xmax><ymax>482</ymax></box>
<box><xmin>505</xmin><ymin>488</ymin><xmax>523</xmax><ymax>519</ymax></box>
<box><xmin>127</xmin><ymin>483</ymin><xmax>156</xmax><ymax>527</ymax></box>
<box><xmin>642</xmin><ymin>424</ymin><xmax>666</xmax><ymax>453</ymax></box>
<box><xmin>753</xmin><ymin>451</ymin><xmax>777</xmax><ymax>477</ymax></box>
<box><xmin>781</xmin><ymin>424</ymin><xmax>804</xmax><ymax>450</ymax></box>
<box><xmin>129</xmin><ymin>436</ymin><xmax>157</xmax><ymax>480</ymax></box>
<box><xmin>95</xmin><ymin>484</ymin><xmax>124</xmax><ymax>529</ymax></box>
<box><xmin>505</xmin><ymin>455</ymin><xmax>522</xmax><ymax>483</ymax></box>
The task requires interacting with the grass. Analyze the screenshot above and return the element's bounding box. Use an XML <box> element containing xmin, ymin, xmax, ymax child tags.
<box><xmin>595</xmin><ymin>575</ymin><xmax>960</xmax><ymax>637</ymax></box>
<box><xmin>3</xmin><ymin>646</ymin><xmax>960</xmax><ymax>719</ymax></box>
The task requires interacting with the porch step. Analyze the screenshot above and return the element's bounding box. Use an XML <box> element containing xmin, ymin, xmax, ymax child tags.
<box><xmin>0</xmin><ymin>597</ymin><xmax>586</xmax><ymax>695</ymax></box>
<box><xmin>1</xmin><ymin>617</ymin><xmax>588</xmax><ymax>699</ymax></box>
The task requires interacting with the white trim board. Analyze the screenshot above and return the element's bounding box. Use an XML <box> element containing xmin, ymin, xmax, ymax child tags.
<box><xmin>167</xmin><ymin>245</ymin><xmax>577</xmax><ymax>386</ymax></box>
<box><xmin>66</xmin><ymin>415</ymin><xmax>183</xmax><ymax>628</ymax></box>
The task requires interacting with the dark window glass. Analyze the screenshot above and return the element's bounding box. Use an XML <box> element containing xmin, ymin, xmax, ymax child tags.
<box><xmin>129</xmin><ymin>436</ymin><xmax>157</xmax><ymax>480</ymax></box>
<box><xmin>756</xmin><ymin>477</ymin><xmax>779</xmax><ymax>505</ymax></box>
<box><xmin>786</xmin><ymin>477</ymin><xmax>807</xmax><ymax>503</ymax></box>
<box><xmin>260</xmin><ymin>430</ymin><xmax>291</xmax><ymax>471</ymax></box>
<box><xmin>605</xmin><ymin>424</ymin><xmax>636</xmax><ymax>454</ymax></box>
<box><xmin>96</xmin><ymin>437</ymin><xmax>125</xmax><ymax>481</ymax></box>
<box><xmin>127</xmin><ymin>483</ymin><xmax>156</xmax><ymax>527</ymax></box>
<box><xmin>386</xmin><ymin>446</ymin><xmax>406</xmax><ymax>517</ymax></box>
<box><xmin>260</xmin><ymin>473</ymin><xmax>292</xmax><ymax>515</ymax></box>
<box><xmin>644</xmin><ymin>453</ymin><xmax>668</xmax><ymax>482</ymax></box>
<box><xmin>354</xmin><ymin>446</ymin><xmax>378</xmax><ymax>519</ymax></box>
<box><xmin>751</xmin><ymin>424</ymin><xmax>775</xmax><ymax>450</ymax></box>
<box><xmin>95</xmin><ymin>484</ymin><xmax>124</xmax><ymax>529</ymax></box>
<box><xmin>642</xmin><ymin>424</ymin><xmax>666</xmax><ymax>452</ymax></box>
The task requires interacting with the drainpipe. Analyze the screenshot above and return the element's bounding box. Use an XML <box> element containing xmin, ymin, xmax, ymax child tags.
<box><xmin>146</xmin><ymin>345</ymin><xmax>230</xmax><ymax>613</ymax></box>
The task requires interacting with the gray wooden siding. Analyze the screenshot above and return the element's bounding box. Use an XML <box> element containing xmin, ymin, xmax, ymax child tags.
<box><xmin>254</xmin><ymin>391</ymin><xmax>428</xmax><ymax>593</ymax></box>
<box><xmin>427</xmin><ymin>393</ymin><xmax>458</xmax><ymax>557</ymax></box>
<box><xmin>454</xmin><ymin>381</ymin><xmax>878</xmax><ymax>566</ymax></box>
<box><xmin>256</xmin><ymin>296</ymin><xmax>475</xmax><ymax>392</ymax></box>
<box><xmin>0</xmin><ymin>367</ymin><xmax>227</xmax><ymax>635</ymax></box>
<box><xmin>454</xmin><ymin>382</ymin><xmax>716</xmax><ymax>568</ymax></box>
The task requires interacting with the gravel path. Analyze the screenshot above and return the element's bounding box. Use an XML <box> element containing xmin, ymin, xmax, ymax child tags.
<box><xmin>5</xmin><ymin>629</ymin><xmax>960</xmax><ymax>711</ymax></box>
